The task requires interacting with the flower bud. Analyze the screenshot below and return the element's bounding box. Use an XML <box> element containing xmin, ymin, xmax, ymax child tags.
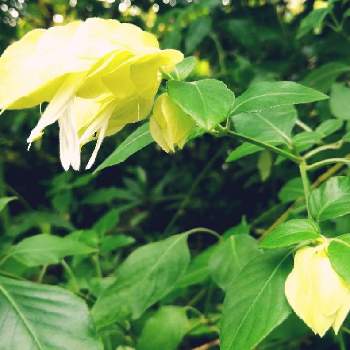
<box><xmin>150</xmin><ymin>93</ymin><xmax>196</xmax><ymax>153</ymax></box>
<box><xmin>285</xmin><ymin>240</ymin><xmax>350</xmax><ymax>337</ymax></box>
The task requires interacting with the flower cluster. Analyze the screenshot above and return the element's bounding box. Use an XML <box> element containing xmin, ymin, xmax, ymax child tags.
<box><xmin>0</xmin><ymin>18</ymin><xmax>184</xmax><ymax>170</ymax></box>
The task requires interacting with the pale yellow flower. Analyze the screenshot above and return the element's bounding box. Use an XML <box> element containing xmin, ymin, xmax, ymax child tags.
<box><xmin>0</xmin><ymin>18</ymin><xmax>183</xmax><ymax>170</ymax></box>
<box><xmin>285</xmin><ymin>240</ymin><xmax>350</xmax><ymax>337</ymax></box>
<box><xmin>150</xmin><ymin>93</ymin><xmax>196</xmax><ymax>153</ymax></box>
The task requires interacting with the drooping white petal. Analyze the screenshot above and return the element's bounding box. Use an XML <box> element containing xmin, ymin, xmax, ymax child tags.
<box><xmin>58</xmin><ymin>99</ymin><xmax>81</xmax><ymax>171</ymax></box>
<box><xmin>85</xmin><ymin>118</ymin><xmax>109</xmax><ymax>170</ymax></box>
<box><xmin>27</xmin><ymin>73</ymin><xmax>84</xmax><ymax>144</ymax></box>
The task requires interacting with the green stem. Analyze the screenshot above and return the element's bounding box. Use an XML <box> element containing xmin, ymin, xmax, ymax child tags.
<box><xmin>91</xmin><ymin>255</ymin><xmax>102</xmax><ymax>278</ymax></box>
<box><xmin>182</xmin><ymin>227</ymin><xmax>222</xmax><ymax>241</ymax></box>
<box><xmin>307</xmin><ymin>158</ymin><xmax>350</xmax><ymax>171</ymax></box>
<box><xmin>299</xmin><ymin>161</ymin><xmax>311</xmax><ymax>219</ymax></box>
<box><xmin>61</xmin><ymin>259</ymin><xmax>79</xmax><ymax>293</ymax></box>
<box><xmin>337</xmin><ymin>332</ymin><xmax>346</xmax><ymax>350</ymax></box>
<box><xmin>304</xmin><ymin>141</ymin><xmax>344</xmax><ymax>160</ymax></box>
<box><xmin>219</xmin><ymin>127</ymin><xmax>302</xmax><ymax>164</ymax></box>
<box><xmin>296</xmin><ymin>119</ymin><xmax>313</xmax><ymax>132</ymax></box>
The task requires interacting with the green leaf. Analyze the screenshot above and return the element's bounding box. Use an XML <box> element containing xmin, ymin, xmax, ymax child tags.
<box><xmin>330</xmin><ymin>83</ymin><xmax>350</xmax><ymax>120</ymax></box>
<box><xmin>0</xmin><ymin>196</ymin><xmax>16</xmax><ymax>213</ymax></box>
<box><xmin>0</xmin><ymin>276</ymin><xmax>101</xmax><ymax>350</ymax></box>
<box><xmin>315</xmin><ymin>119</ymin><xmax>343</xmax><ymax>138</ymax></box>
<box><xmin>93</xmin><ymin>208</ymin><xmax>120</xmax><ymax>235</ymax></box>
<box><xmin>95</xmin><ymin>123</ymin><xmax>153</xmax><ymax>173</ymax></box>
<box><xmin>278</xmin><ymin>178</ymin><xmax>303</xmax><ymax>203</ymax></box>
<box><xmin>168</xmin><ymin>79</ymin><xmax>235</xmax><ymax>130</ymax></box>
<box><xmin>258</xmin><ymin>150</ymin><xmax>272</xmax><ymax>181</ymax></box>
<box><xmin>293</xmin><ymin>131</ymin><xmax>322</xmax><ymax>153</ymax></box>
<box><xmin>226</xmin><ymin>143</ymin><xmax>262</xmax><ymax>163</ymax></box>
<box><xmin>229</xmin><ymin>105</ymin><xmax>297</xmax><ymax>158</ymax></box>
<box><xmin>185</xmin><ymin>17</ymin><xmax>212</xmax><ymax>54</ymax></box>
<box><xmin>310</xmin><ymin>176</ymin><xmax>350</xmax><ymax>222</ymax></box>
<box><xmin>92</xmin><ymin>234</ymin><xmax>190</xmax><ymax>329</ymax></box>
<box><xmin>9</xmin><ymin>234</ymin><xmax>95</xmax><ymax>267</ymax></box>
<box><xmin>302</xmin><ymin>62</ymin><xmax>350</xmax><ymax>93</ymax></box>
<box><xmin>260</xmin><ymin>219</ymin><xmax>320</xmax><ymax>249</ymax></box>
<box><xmin>220</xmin><ymin>250</ymin><xmax>291</xmax><ymax>350</ymax></box>
<box><xmin>209</xmin><ymin>235</ymin><xmax>261</xmax><ymax>290</ymax></box>
<box><xmin>328</xmin><ymin>234</ymin><xmax>350</xmax><ymax>283</ymax></box>
<box><xmin>137</xmin><ymin>306</ymin><xmax>190</xmax><ymax>350</ymax></box>
<box><xmin>100</xmin><ymin>235</ymin><xmax>135</xmax><ymax>254</ymax></box>
<box><xmin>297</xmin><ymin>8</ymin><xmax>332</xmax><ymax>39</ymax></box>
<box><xmin>165</xmin><ymin>56</ymin><xmax>197</xmax><ymax>81</ymax></box>
<box><xmin>176</xmin><ymin>247</ymin><xmax>213</xmax><ymax>288</ymax></box>
<box><xmin>232</xmin><ymin>81</ymin><xmax>328</xmax><ymax>115</ymax></box>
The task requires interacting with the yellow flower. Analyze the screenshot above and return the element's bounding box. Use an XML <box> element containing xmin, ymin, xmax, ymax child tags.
<box><xmin>285</xmin><ymin>240</ymin><xmax>350</xmax><ymax>337</ymax></box>
<box><xmin>314</xmin><ymin>0</ymin><xmax>328</xmax><ymax>9</ymax></box>
<box><xmin>0</xmin><ymin>18</ymin><xmax>183</xmax><ymax>170</ymax></box>
<box><xmin>150</xmin><ymin>93</ymin><xmax>196</xmax><ymax>153</ymax></box>
<box><xmin>286</xmin><ymin>0</ymin><xmax>305</xmax><ymax>15</ymax></box>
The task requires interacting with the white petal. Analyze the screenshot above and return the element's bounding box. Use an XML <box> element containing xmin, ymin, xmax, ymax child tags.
<box><xmin>27</xmin><ymin>73</ymin><xmax>84</xmax><ymax>143</ymax></box>
<box><xmin>58</xmin><ymin>99</ymin><xmax>81</xmax><ymax>171</ymax></box>
<box><xmin>85</xmin><ymin>118</ymin><xmax>109</xmax><ymax>170</ymax></box>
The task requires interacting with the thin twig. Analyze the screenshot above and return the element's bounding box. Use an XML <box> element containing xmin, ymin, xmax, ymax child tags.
<box><xmin>192</xmin><ymin>338</ymin><xmax>220</xmax><ymax>350</ymax></box>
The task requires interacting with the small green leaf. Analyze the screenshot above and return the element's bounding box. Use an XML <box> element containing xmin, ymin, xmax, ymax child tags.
<box><xmin>0</xmin><ymin>276</ymin><xmax>102</xmax><ymax>350</ymax></box>
<box><xmin>220</xmin><ymin>250</ymin><xmax>291</xmax><ymax>350</ymax></box>
<box><xmin>93</xmin><ymin>208</ymin><xmax>120</xmax><ymax>235</ymax></box>
<box><xmin>100</xmin><ymin>235</ymin><xmax>135</xmax><ymax>254</ymax></box>
<box><xmin>258</xmin><ymin>150</ymin><xmax>272</xmax><ymax>181</ymax></box>
<box><xmin>293</xmin><ymin>131</ymin><xmax>322</xmax><ymax>153</ymax></box>
<box><xmin>165</xmin><ymin>56</ymin><xmax>197</xmax><ymax>81</ymax></box>
<box><xmin>302</xmin><ymin>62</ymin><xmax>350</xmax><ymax>93</ymax></box>
<box><xmin>137</xmin><ymin>306</ymin><xmax>190</xmax><ymax>350</ymax></box>
<box><xmin>168</xmin><ymin>79</ymin><xmax>235</xmax><ymax>130</ymax></box>
<box><xmin>95</xmin><ymin>123</ymin><xmax>153</xmax><ymax>173</ymax></box>
<box><xmin>310</xmin><ymin>176</ymin><xmax>350</xmax><ymax>222</ymax></box>
<box><xmin>297</xmin><ymin>8</ymin><xmax>331</xmax><ymax>39</ymax></box>
<box><xmin>92</xmin><ymin>234</ymin><xmax>190</xmax><ymax>329</ymax></box>
<box><xmin>209</xmin><ymin>235</ymin><xmax>261</xmax><ymax>290</ymax></box>
<box><xmin>315</xmin><ymin>119</ymin><xmax>343</xmax><ymax>138</ymax></box>
<box><xmin>278</xmin><ymin>178</ymin><xmax>303</xmax><ymax>203</ymax></box>
<box><xmin>330</xmin><ymin>83</ymin><xmax>350</xmax><ymax>120</ymax></box>
<box><xmin>226</xmin><ymin>143</ymin><xmax>262</xmax><ymax>163</ymax></box>
<box><xmin>10</xmin><ymin>234</ymin><xmax>96</xmax><ymax>267</ymax></box>
<box><xmin>232</xmin><ymin>81</ymin><xmax>328</xmax><ymax>115</ymax></box>
<box><xmin>226</xmin><ymin>105</ymin><xmax>297</xmax><ymax>163</ymax></box>
<box><xmin>260</xmin><ymin>219</ymin><xmax>320</xmax><ymax>249</ymax></box>
<box><xmin>0</xmin><ymin>196</ymin><xmax>16</xmax><ymax>213</ymax></box>
<box><xmin>328</xmin><ymin>234</ymin><xmax>350</xmax><ymax>283</ymax></box>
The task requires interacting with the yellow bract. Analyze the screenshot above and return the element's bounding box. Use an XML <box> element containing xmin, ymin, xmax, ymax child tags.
<box><xmin>285</xmin><ymin>240</ymin><xmax>350</xmax><ymax>337</ymax></box>
<box><xmin>0</xmin><ymin>18</ymin><xmax>183</xmax><ymax>170</ymax></box>
<box><xmin>150</xmin><ymin>93</ymin><xmax>196</xmax><ymax>153</ymax></box>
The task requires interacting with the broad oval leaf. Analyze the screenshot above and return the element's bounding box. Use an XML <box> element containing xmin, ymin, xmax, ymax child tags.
<box><xmin>209</xmin><ymin>234</ymin><xmax>261</xmax><ymax>290</ymax></box>
<box><xmin>95</xmin><ymin>123</ymin><xmax>153</xmax><ymax>173</ymax></box>
<box><xmin>136</xmin><ymin>306</ymin><xmax>190</xmax><ymax>350</ymax></box>
<box><xmin>260</xmin><ymin>219</ymin><xmax>320</xmax><ymax>249</ymax></box>
<box><xmin>220</xmin><ymin>250</ymin><xmax>291</xmax><ymax>350</ymax></box>
<box><xmin>315</xmin><ymin>119</ymin><xmax>343</xmax><ymax>138</ymax></box>
<box><xmin>328</xmin><ymin>234</ymin><xmax>350</xmax><ymax>284</ymax></box>
<box><xmin>0</xmin><ymin>276</ymin><xmax>101</xmax><ymax>350</ymax></box>
<box><xmin>92</xmin><ymin>234</ymin><xmax>190</xmax><ymax>329</ymax></box>
<box><xmin>168</xmin><ymin>79</ymin><xmax>235</xmax><ymax>130</ymax></box>
<box><xmin>232</xmin><ymin>81</ymin><xmax>328</xmax><ymax>115</ymax></box>
<box><xmin>9</xmin><ymin>234</ymin><xmax>96</xmax><ymax>267</ymax></box>
<box><xmin>310</xmin><ymin>176</ymin><xmax>350</xmax><ymax>222</ymax></box>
